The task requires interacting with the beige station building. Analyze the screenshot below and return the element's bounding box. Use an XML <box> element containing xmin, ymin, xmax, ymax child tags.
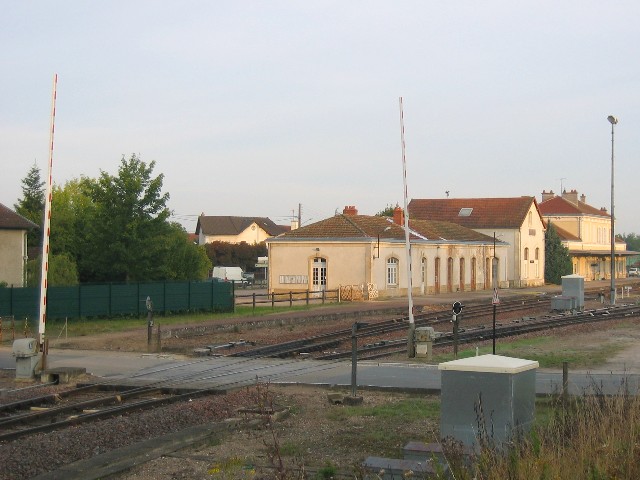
<box><xmin>266</xmin><ymin>206</ymin><xmax>508</xmax><ymax>298</ymax></box>
<box><xmin>538</xmin><ymin>189</ymin><xmax>635</xmax><ymax>281</ymax></box>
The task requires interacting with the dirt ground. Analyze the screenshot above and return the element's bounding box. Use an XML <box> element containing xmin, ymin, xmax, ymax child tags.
<box><xmin>6</xmin><ymin>298</ymin><xmax>640</xmax><ymax>479</ymax></box>
<box><xmin>119</xmin><ymin>384</ymin><xmax>439</xmax><ymax>480</ymax></box>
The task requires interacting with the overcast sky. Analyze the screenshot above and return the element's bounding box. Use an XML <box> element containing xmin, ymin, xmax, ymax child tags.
<box><xmin>2</xmin><ymin>1</ymin><xmax>639</xmax><ymax>234</ymax></box>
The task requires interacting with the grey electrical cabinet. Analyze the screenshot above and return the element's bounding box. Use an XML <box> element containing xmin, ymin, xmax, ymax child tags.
<box><xmin>562</xmin><ymin>274</ymin><xmax>585</xmax><ymax>310</ymax></box>
<box><xmin>439</xmin><ymin>354</ymin><xmax>538</xmax><ymax>449</ymax></box>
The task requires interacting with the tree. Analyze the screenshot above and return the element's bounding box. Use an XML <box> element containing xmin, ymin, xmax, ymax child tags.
<box><xmin>161</xmin><ymin>223</ymin><xmax>212</xmax><ymax>280</ymax></box>
<box><xmin>86</xmin><ymin>154</ymin><xmax>171</xmax><ymax>282</ymax></box>
<box><xmin>204</xmin><ymin>241</ymin><xmax>267</xmax><ymax>273</ymax></box>
<box><xmin>14</xmin><ymin>163</ymin><xmax>45</xmax><ymax>247</ymax></box>
<box><xmin>375</xmin><ymin>204</ymin><xmax>396</xmax><ymax>217</ymax></box>
<box><xmin>26</xmin><ymin>254</ymin><xmax>79</xmax><ymax>287</ymax></box>
<box><xmin>545</xmin><ymin>222</ymin><xmax>572</xmax><ymax>284</ymax></box>
<box><xmin>50</xmin><ymin>178</ymin><xmax>97</xmax><ymax>282</ymax></box>
<box><xmin>621</xmin><ymin>233</ymin><xmax>640</xmax><ymax>253</ymax></box>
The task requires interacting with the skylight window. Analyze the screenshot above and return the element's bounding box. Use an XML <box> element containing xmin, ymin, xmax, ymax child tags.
<box><xmin>458</xmin><ymin>208</ymin><xmax>473</xmax><ymax>217</ymax></box>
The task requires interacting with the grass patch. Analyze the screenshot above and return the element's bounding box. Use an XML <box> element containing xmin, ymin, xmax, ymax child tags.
<box><xmin>279</xmin><ymin>440</ymin><xmax>306</xmax><ymax>457</ymax></box>
<box><xmin>41</xmin><ymin>303</ymin><xmax>339</xmax><ymax>339</ymax></box>
<box><xmin>447</xmin><ymin>391</ymin><xmax>640</xmax><ymax>479</ymax></box>
<box><xmin>430</xmin><ymin>335</ymin><xmax>629</xmax><ymax>369</ymax></box>
<box><xmin>327</xmin><ymin>397</ymin><xmax>439</xmax><ymax>422</ymax></box>
<box><xmin>326</xmin><ymin>396</ymin><xmax>440</xmax><ymax>457</ymax></box>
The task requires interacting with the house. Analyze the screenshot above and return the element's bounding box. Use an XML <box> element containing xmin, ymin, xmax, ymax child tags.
<box><xmin>266</xmin><ymin>206</ymin><xmax>507</xmax><ymax>298</ymax></box>
<box><xmin>195</xmin><ymin>215</ymin><xmax>289</xmax><ymax>245</ymax></box>
<box><xmin>0</xmin><ymin>203</ymin><xmax>38</xmax><ymax>287</ymax></box>
<box><xmin>538</xmin><ymin>189</ymin><xmax>634</xmax><ymax>281</ymax></box>
<box><xmin>408</xmin><ymin>196</ymin><xmax>546</xmax><ymax>288</ymax></box>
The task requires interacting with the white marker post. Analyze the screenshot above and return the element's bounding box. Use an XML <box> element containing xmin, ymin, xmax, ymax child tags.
<box><xmin>37</xmin><ymin>74</ymin><xmax>58</xmax><ymax>364</ymax></box>
<box><xmin>399</xmin><ymin>97</ymin><xmax>415</xmax><ymax>358</ymax></box>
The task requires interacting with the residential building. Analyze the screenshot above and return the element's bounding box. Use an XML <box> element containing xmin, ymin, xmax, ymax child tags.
<box><xmin>538</xmin><ymin>189</ymin><xmax>634</xmax><ymax>280</ymax></box>
<box><xmin>266</xmin><ymin>206</ymin><xmax>507</xmax><ymax>298</ymax></box>
<box><xmin>408</xmin><ymin>196</ymin><xmax>546</xmax><ymax>288</ymax></box>
<box><xmin>195</xmin><ymin>215</ymin><xmax>289</xmax><ymax>245</ymax></box>
<box><xmin>0</xmin><ymin>203</ymin><xmax>38</xmax><ymax>287</ymax></box>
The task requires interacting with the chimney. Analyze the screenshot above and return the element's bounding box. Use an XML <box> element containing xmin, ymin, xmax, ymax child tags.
<box><xmin>562</xmin><ymin>189</ymin><xmax>579</xmax><ymax>205</ymax></box>
<box><xmin>342</xmin><ymin>205</ymin><xmax>358</xmax><ymax>216</ymax></box>
<box><xmin>393</xmin><ymin>206</ymin><xmax>405</xmax><ymax>226</ymax></box>
<box><xmin>580</xmin><ymin>194</ymin><xmax>586</xmax><ymax>204</ymax></box>
<box><xmin>541</xmin><ymin>190</ymin><xmax>555</xmax><ymax>203</ymax></box>
<box><xmin>290</xmin><ymin>219</ymin><xmax>299</xmax><ymax>230</ymax></box>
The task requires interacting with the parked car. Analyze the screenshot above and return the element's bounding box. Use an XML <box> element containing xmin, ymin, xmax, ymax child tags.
<box><xmin>629</xmin><ymin>267</ymin><xmax>640</xmax><ymax>277</ymax></box>
<box><xmin>242</xmin><ymin>272</ymin><xmax>255</xmax><ymax>285</ymax></box>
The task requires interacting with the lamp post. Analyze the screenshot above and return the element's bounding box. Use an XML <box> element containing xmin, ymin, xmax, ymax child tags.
<box><xmin>608</xmin><ymin>115</ymin><xmax>618</xmax><ymax>305</ymax></box>
<box><xmin>375</xmin><ymin>226</ymin><xmax>391</xmax><ymax>259</ymax></box>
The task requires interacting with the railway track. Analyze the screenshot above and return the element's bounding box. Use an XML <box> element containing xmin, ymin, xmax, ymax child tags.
<box><xmin>320</xmin><ymin>302</ymin><xmax>640</xmax><ymax>360</ymax></box>
<box><xmin>0</xmin><ymin>379</ymin><xmax>219</xmax><ymax>442</ymax></box>
<box><xmin>229</xmin><ymin>295</ymin><xmax>552</xmax><ymax>359</ymax></box>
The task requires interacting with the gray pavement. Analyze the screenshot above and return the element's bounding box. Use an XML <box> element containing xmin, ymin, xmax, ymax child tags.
<box><xmin>2</xmin><ymin>347</ymin><xmax>639</xmax><ymax>397</ymax></box>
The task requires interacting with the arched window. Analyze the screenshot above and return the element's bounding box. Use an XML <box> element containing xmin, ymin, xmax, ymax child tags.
<box><xmin>524</xmin><ymin>248</ymin><xmax>529</xmax><ymax>260</ymax></box>
<box><xmin>387</xmin><ymin>257</ymin><xmax>399</xmax><ymax>286</ymax></box>
<box><xmin>535</xmin><ymin>247</ymin><xmax>539</xmax><ymax>260</ymax></box>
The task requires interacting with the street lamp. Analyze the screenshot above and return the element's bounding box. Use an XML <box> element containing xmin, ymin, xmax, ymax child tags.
<box><xmin>375</xmin><ymin>226</ymin><xmax>391</xmax><ymax>259</ymax></box>
<box><xmin>608</xmin><ymin>115</ymin><xmax>618</xmax><ymax>305</ymax></box>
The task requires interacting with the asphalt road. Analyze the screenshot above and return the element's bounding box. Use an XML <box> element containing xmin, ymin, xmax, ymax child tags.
<box><xmin>3</xmin><ymin>347</ymin><xmax>639</xmax><ymax>397</ymax></box>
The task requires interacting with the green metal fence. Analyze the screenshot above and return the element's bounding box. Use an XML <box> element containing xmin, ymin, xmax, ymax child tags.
<box><xmin>0</xmin><ymin>280</ymin><xmax>234</xmax><ymax>320</ymax></box>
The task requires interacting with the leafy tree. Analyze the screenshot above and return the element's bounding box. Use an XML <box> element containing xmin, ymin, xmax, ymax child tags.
<box><xmin>50</xmin><ymin>178</ymin><xmax>97</xmax><ymax>282</ymax></box>
<box><xmin>621</xmin><ymin>233</ymin><xmax>640</xmax><ymax>267</ymax></box>
<box><xmin>205</xmin><ymin>241</ymin><xmax>267</xmax><ymax>273</ymax></box>
<box><xmin>160</xmin><ymin>223</ymin><xmax>211</xmax><ymax>280</ymax></box>
<box><xmin>26</xmin><ymin>253</ymin><xmax>79</xmax><ymax>287</ymax></box>
<box><xmin>545</xmin><ymin>222</ymin><xmax>572</xmax><ymax>284</ymax></box>
<box><xmin>375</xmin><ymin>204</ymin><xmax>397</xmax><ymax>217</ymax></box>
<box><xmin>14</xmin><ymin>163</ymin><xmax>45</xmax><ymax>247</ymax></box>
<box><xmin>621</xmin><ymin>233</ymin><xmax>640</xmax><ymax>253</ymax></box>
<box><xmin>86</xmin><ymin>154</ymin><xmax>171</xmax><ymax>282</ymax></box>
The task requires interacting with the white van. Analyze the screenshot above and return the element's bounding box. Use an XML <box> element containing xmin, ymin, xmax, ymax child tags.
<box><xmin>211</xmin><ymin>266</ymin><xmax>247</xmax><ymax>284</ymax></box>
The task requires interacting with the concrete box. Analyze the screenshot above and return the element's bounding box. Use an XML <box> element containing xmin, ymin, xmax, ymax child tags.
<box><xmin>562</xmin><ymin>274</ymin><xmax>585</xmax><ymax>310</ymax></box>
<box><xmin>439</xmin><ymin>354</ymin><xmax>538</xmax><ymax>449</ymax></box>
<box><xmin>551</xmin><ymin>295</ymin><xmax>576</xmax><ymax>311</ymax></box>
<box><xmin>15</xmin><ymin>354</ymin><xmax>42</xmax><ymax>379</ymax></box>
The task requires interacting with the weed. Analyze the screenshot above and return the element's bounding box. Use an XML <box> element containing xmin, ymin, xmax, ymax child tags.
<box><xmin>316</xmin><ymin>461</ymin><xmax>337</xmax><ymax>479</ymax></box>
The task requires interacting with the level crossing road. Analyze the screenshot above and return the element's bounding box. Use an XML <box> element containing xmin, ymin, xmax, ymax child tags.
<box><xmin>2</xmin><ymin>347</ymin><xmax>639</xmax><ymax>397</ymax></box>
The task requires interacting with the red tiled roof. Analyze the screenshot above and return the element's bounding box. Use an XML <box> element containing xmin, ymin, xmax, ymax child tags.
<box><xmin>408</xmin><ymin>197</ymin><xmax>539</xmax><ymax>229</ymax></box>
<box><xmin>195</xmin><ymin>216</ymin><xmax>287</xmax><ymax>236</ymax></box>
<box><xmin>271</xmin><ymin>214</ymin><xmax>496</xmax><ymax>243</ymax></box>
<box><xmin>549</xmin><ymin>223</ymin><xmax>581</xmax><ymax>242</ymax></box>
<box><xmin>539</xmin><ymin>196</ymin><xmax>609</xmax><ymax>218</ymax></box>
<box><xmin>0</xmin><ymin>203</ymin><xmax>38</xmax><ymax>230</ymax></box>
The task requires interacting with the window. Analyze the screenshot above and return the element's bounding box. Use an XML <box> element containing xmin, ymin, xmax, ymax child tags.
<box><xmin>528</xmin><ymin>211</ymin><xmax>532</xmax><ymax>226</ymax></box>
<box><xmin>535</xmin><ymin>248</ymin><xmax>539</xmax><ymax>260</ymax></box>
<box><xmin>387</xmin><ymin>257</ymin><xmax>399</xmax><ymax>286</ymax></box>
<box><xmin>524</xmin><ymin>248</ymin><xmax>529</xmax><ymax>260</ymax></box>
<box><xmin>458</xmin><ymin>208</ymin><xmax>473</xmax><ymax>217</ymax></box>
